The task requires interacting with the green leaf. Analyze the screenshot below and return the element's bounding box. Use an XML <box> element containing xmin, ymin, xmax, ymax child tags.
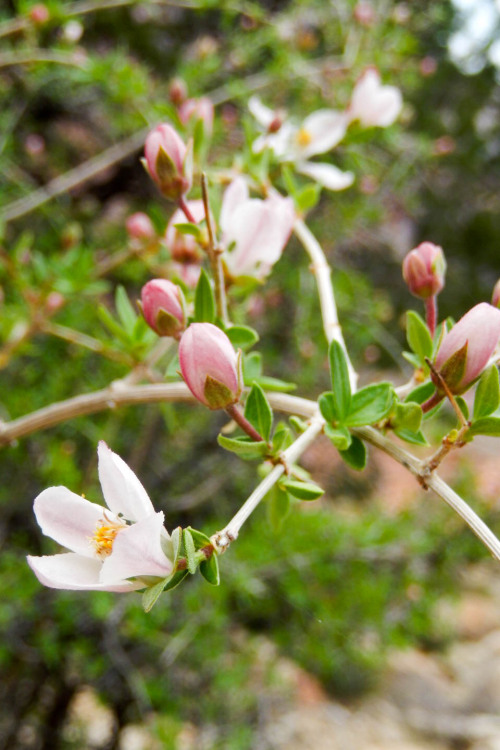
<box><xmin>252</xmin><ymin>375</ymin><xmax>296</xmax><ymax>392</ymax></box>
<box><xmin>272</xmin><ymin>422</ymin><xmax>293</xmax><ymax>453</ymax></box>
<box><xmin>394</xmin><ymin>428</ymin><xmax>429</xmax><ymax>446</ymax></box>
<box><xmin>244</xmin><ymin>382</ymin><xmax>273</xmax><ymax>442</ymax></box>
<box><xmin>225</xmin><ymin>325</ymin><xmax>259</xmax><ymax>351</ymax></box>
<box><xmin>97</xmin><ymin>305</ymin><xmax>130</xmax><ymax>344</ymax></box>
<box><xmin>194</xmin><ymin>268</ymin><xmax>216</xmax><ymax>323</ymax></box>
<box><xmin>318</xmin><ymin>392</ymin><xmax>338</xmax><ymax>424</ymax></box>
<box><xmin>173</xmin><ymin>221</ymin><xmax>202</xmax><ymax>239</ymax></box>
<box><xmin>267</xmin><ymin>486</ymin><xmax>290</xmax><ymax>531</ymax></box>
<box><xmin>142</xmin><ymin>577</ymin><xmax>171</xmax><ymax>613</ymax></box>
<box><xmin>468</xmin><ymin>416</ymin><xmax>500</xmax><ymax>438</ymax></box>
<box><xmin>279</xmin><ymin>479</ymin><xmax>324</xmax><ymax>501</ymax></box>
<box><xmin>289</xmin><ymin>416</ymin><xmax>308</xmax><ymax>433</ymax></box>
<box><xmin>456</xmin><ymin>396</ymin><xmax>469</xmax><ymax>421</ymax></box>
<box><xmin>339</xmin><ymin>436</ymin><xmax>367</xmax><ymax>471</ymax></box>
<box><xmin>391</xmin><ymin>402</ymin><xmax>423</xmax><ymax>434</ymax></box>
<box><xmin>115</xmin><ymin>286</ymin><xmax>137</xmax><ymax>332</ymax></box>
<box><xmin>324</xmin><ymin>423</ymin><xmax>352</xmax><ymax>450</ymax></box>
<box><xmin>242</xmin><ymin>351</ymin><xmax>263</xmax><ymax>381</ymax></box>
<box><xmin>405</xmin><ymin>381</ymin><xmax>435</xmax><ymax>404</ymax></box>
<box><xmin>473</xmin><ymin>365</ymin><xmax>500</xmax><ymax>419</ymax></box>
<box><xmin>345</xmin><ymin>383</ymin><xmax>395</xmax><ymax>427</ymax></box>
<box><xmin>217</xmin><ymin>434</ymin><xmax>269</xmax><ymax>460</ymax></box>
<box><xmin>329</xmin><ymin>341</ymin><xmax>351</xmax><ymax>421</ymax></box>
<box><xmin>185</xmin><ymin>527</ymin><xmax>213</xmax><ymax>549</ymax></box>
<box><xmin>183</xmin><ymin>529</ymin><xmax>197</xmax><ymax>575</ymax></box>
<box><xmin>162</xmin><ymin>570</ymin><xmax>189</xmax><ymax>593</ymax></box>
<box><xmin>200</xmin><ymin>554</ymin><xmax>220</xmax><ymax>586</ymax></box>
<box><xmin>295</xmin><ymin>183</ymin><xmax>321</xmax><ymax>213</ymax></box>
<box><xmin>406</xmin><ymin>310</ymin><xmax>433</xmax><ymax>362</ymax></box>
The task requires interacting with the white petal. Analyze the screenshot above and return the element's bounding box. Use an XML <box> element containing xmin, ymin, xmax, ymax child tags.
<box><xmin>33</xmin><ymin>486</ymin><xmax>115</xmax><ymax>557</ymax></box>
<box><xmin>298</xmin><ymin>110</ymin><xmax>347</xmax><ymax>158</ymax></box>
<box><xmin>98</xmin><ymin>441</ymin><xmax>155</xmax><ymax>522</ymax></box>
<box><xmin>349</xmin><ymin>68</ymin><xmax>402</xmax><ymax>127</ymax></box>
<box><xmin>99</xmin><ymin>512</ymin><xmax>173</xmax><ymax>584</ymax></box>
<box><xmin>297</xmin><ymin>161</ymin><xmax>355</xmax><ymax>191</ymax></box>
<box><xmin>248</xmin><ymin>95</ymin><xmax>275</xmax><ymax>127</ymax></box>
<box><xmin>220</xmin><ymin>177</ymin><xmax>249</xmax><ymax>233</ymax></box>
<box><xmin>27</xmin><ymin>552</ymin><xmax>140</xmax><ymax>591</ymax></box>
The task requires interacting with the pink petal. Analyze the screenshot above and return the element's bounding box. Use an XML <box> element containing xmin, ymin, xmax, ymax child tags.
<box><xmin>99</xmin><ymin>512</ymin><xmax>173</xmax><ymax>584</ymax></box>
<box><xmin>33</xmin><ymin>486</ymin><xmax>115</xmax><ymax>557</ymax></box>
<box><xmin>297</xmin><ymin>161</ymin><xmax>355</xmax><ymax>191</ymax></box>
<box><xmin>298</xmin><ymin>110</ymin><xmax>348</xmax><ymax>158</ymax></box>
<box><xmin>179</xmin><ymin>323</ymin><xmax>239</xmax><ymax>405</ymax></box>
<box><xmin>220</xmin><ymin>178</ymin><xmax>249</xmax><ymax>233</ymax></box>
<box><xmin>98</xmin><ymin>442</ymin><xmax>155</xmax><ymax>522</ymax></box>
<box><xmin>27</xmin><ymin>552</ymin><xmax>140</xmax><ymax>591</ymax></box>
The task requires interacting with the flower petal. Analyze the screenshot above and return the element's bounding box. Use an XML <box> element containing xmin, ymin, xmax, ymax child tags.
<box><xmin>248</xmin><ymin>95</ymin><xmax>275</xmax><ymax>128</ymax></box>
<box><xmin>297</xmin><ymin>162</ymin><xmax>355</xmax><ymax>191</ymax></box>
<box><xmin>27</xmin><ymin>552</ymin><xmax>140</xmax><ymax>591</ymax></box>
<box><xmin>220</xmin><ymin>177</ymin><xmax>249</xmax><ymax>233</ymax></box>
<box><xmin>349</xmin><ymin>68</ymin><xmax>402</xmax><ymax>128</ymax></box>
<box><xmin>298</xmin><ymin>110</ymin><xmax>348</xmax><ymax>158</ymax></box>
<box><xmin>98</xmin><ymin>441</ymin><xmax>155</xmax><ymax>522</ymax></box>
<box><xmin>99</xmin><ymin>512</ymin><xmax>173</xmax><ymax>584</ymax></box>
<box><xmin>33</xmin><ymin>486</ymin><xmax>114</xmax><ymax>557</ymax></box>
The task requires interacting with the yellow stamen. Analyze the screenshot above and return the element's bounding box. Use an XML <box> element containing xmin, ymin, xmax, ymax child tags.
<box><xmin>90</xmin><ymin>516</ymin><xmax>126</xmax><ymax>558</ymax></box>
<box><xmin>296</xmin><ymin>128</ymin><xmax>312</xmax><ymax>147</ymax></box>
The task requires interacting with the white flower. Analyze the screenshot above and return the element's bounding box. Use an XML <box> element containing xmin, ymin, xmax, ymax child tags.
<box><xmin>27</xmin><ymin>442</ymin><xmax>174</xmax><ymax>592</ymax></box>
<box><xmin>220</xmin><ymin>177</ymin><xmax>295</xmax><ymax>279</ymax></box>
<box><xmin>248</xmin><ymin>96</ymin><xmax>354</xmax><ymax>192</ymax></box>
<box><xmin>348</xmin><ymin>68</ymin><xmax>402</xmax><ymax>128</ymax></box>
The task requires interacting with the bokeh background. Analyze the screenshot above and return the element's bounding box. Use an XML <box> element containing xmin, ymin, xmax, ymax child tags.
<box><xmin>2</xmin><ymin>1</ymin><xmax>500</xmax><ymax>748</ymax></box>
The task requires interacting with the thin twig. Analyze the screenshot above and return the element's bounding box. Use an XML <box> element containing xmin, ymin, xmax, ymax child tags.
<box><xmin>0</xmin><ymin>52</ymin><xmax>87</xmax><ymax>70</ymax></box>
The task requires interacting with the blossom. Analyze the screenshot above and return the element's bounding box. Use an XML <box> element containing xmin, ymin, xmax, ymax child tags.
<box><xmin>140</xmin><ymin>279</ymin><xmax>186</xmax><ymax>337</ymax></box>
<box><xmin>220</xmin><ymin>177</ymin><xmax>295</xmax><ymax>279</ymax></box>
<box><xmin>179</xmin><ymin>323</ymin><xmax>242</xmax><ymax>409</ymax></box>
<box><xmin>348</xmin><ymin>68</ymin><xmax>402</xmax><ymax>128</ymax></box>
<box><xmin>27</xmin><ymin>442</ymin><xmax>173</xmax><ymax>591</ymax></box>
<box><xmin>402</xmin><ymin>242</ymin><xmax>446</xmax><ymax>299</ymax></box>
<box><xmin>248</xmin><ymin>96</ymin><xmax>354</xmax><ymax>191</ymax></box>
<box><xmin>165</xmin><ymin>200</ymin><xmax>205</xmax><ymax>264</ymax></box>
<box><xmin>435</xmin><ymin>303</ymin><xmax>500</xmax><ymax>393</ymax></box>
<box><xmin>126</xmin><ymin>212</ymin><xmax>156</xmax><ymax>241</ymax></box>
<box><xmin>144</xmin><ymin>124</ymin><xmax>192</xmax><ymax>200</ymax></box>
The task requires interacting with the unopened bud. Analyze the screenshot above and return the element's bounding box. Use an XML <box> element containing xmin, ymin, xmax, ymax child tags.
<box><xmin>169</xmin><ymin>78</ymin><xmax>188</xmax><ymax>106</ymax></box>
<box><xmin>178</xmin><ymin>97</ymin><xmax>214</xmax><ymax>137</ymax></box>
<box><xmin>179</xmin><ymin>323</ymin><xmax>242</xmax><ymax>409</ymax></box>
<box><xmin>144</xmin><ymin>124</ymin><xmax>192</xmax><ymax>201</ymax></box>
<box><xmin>29</xmin><ymin>3</ymin><xmax>50</xmax><ymax>24</ymax></box>
<box><xmin>402</xmin><ymin>242</ymin><xmax>446</xmax><ymax>299</ymax></box>
<box><xmin>492</xmin><ymin>279</ymin><xmax>500</xmax><ymax>309</ymax></box>
<box><xmin>45</xmin><ymin>292</ymin><xmax>65</xmax><ymax>313</ymax></box>
<box><xmin>139</xmin><ymin>279</ymin><xmax>186</xmax><ymax>337</ymax></box>
<box><xmin>353</xmin><ymin>2</ymin><xmax>376</xmax><ymax>26</ymax></box>
<box><xmin>126</xmin><ymin>213</ymin><xmax>156</xmax><ymax>241</ymax></box>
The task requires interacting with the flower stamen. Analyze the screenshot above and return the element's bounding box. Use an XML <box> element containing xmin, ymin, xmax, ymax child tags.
<box><xmin>296</xmin><ymin>128</ymin><xmax>312</xmax><ymax>147</ymax></box>
<box><xmin>90</xmin><ymin>514</ymin><xmax>126</xmax><ymax>558</ymax></box>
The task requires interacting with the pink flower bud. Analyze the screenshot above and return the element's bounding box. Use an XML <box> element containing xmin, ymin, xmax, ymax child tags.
<box><xmin>435</xmin><ymin>303</ymin><xmax>500</xmax><ymax>393</ymax></box>
<box><xmin>144</xmin><ymin>124</ymin><xmax>191</xmax><ymax>200</ymax></box>
<box><xmin>179</xmin><ymin>323</ymin><xmax>242</xmax><ymax>409</ymax></box>
<box><xmin>402</xmin><ymin>242</ymin><xmax>446</xmax><ymax>299</ymax></box>
<box><xmin>126</xmin><ymin>212</ymin><xmax>156</xmax><ymax>241</ymax></box>
<box><xmin>169</xmin><ymin>78</ymin><xmax>188</xmax><ymax>106</ymax></box>
<box><xmin>45</xmin><ymin>291</ymin><xmax>65</xmax><ymax>313</ymax></box>
<box><xmin>178</xmin><ymin>97</ymin><xmax>214</xmax><ymax>137</ymax></box>
<box><xmin>165</xmin><ymin>200</ymin><xmax>205</xmax><ymax>264</ymax></box>
<box><xmin>140</xmin><ymin>279</ymin><xmax>186</xmax><ymax>337</ymax></box>
<box><xmin>353</xmin><ymin>2</ymin><xmax>376</xmax><ymax>26</ymax></box>
<box><xmin>492</xmin><ymin>279</ymin><xmax>500</xmax><ymax>309</ymax></box>
<box><xmin>29</xmin><ymin>3</ymin><xmax>50</xmax><ymax>24</ymax></box>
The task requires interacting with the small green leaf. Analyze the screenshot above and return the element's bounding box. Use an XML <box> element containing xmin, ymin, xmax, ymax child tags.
<box><xmin>394</xmin><ymin>428</ymin><xmax>429</xmax><ymax>446</ymax></box>
<box><xmin>200</xmin><ymin>554</ymin><xmax>220</xmax><ymax>586</ymax></box>
<box><xmin>272</xmin><ymin>422</ymin><xmax>293</xmax><ymax>453</ymax></box>
<box><xmin>194</xmin><ymin>268</ymin><xmax>216</xmax><ymax>323</ymax></box>
<box><xmin>162</xmin><ymin>570</ymin><xmax>189</xmax><ymax>593</ymax></box>
<box><xmin>252</xmin><ymin>375</ymin><xmax>296</xmax><ymax>392</ymax></box>
<box><xmin>456</xmin><ymin>396</ymin><xmax>469</xmax><ymax>421</ymax></box>
<box><xmin>324</xmin><ymin>423</ymin><xmax>351</xmax><ymax>450</ymax></box>
<box><xmin>183</xmin><ymin>529</ymin><xmax>197</xmax><ymax>575</ymax></box>
<box><xmin>345</xmin><ymin>383</ymin><xmax>394</xmax><ymax>427</ymax></box>
<box><xmin>469</xmin><ymin>416</ymin><xmax>500</xmax><ymax>437</ymax></box>
<box><xmin>185</xmin><ymin>527</ymin><xmax>213</xmax><ymax>549</ymax></box>
<box><xmin>402</xmin><ymin>351</ymin><xmax>424</xmax><ymax>370</ymax></box>
<box><xmin>217</xmin><ymin>434</ymin><xmax>269</xmax><ymax>460</ymax></box>
<box><xmin>329</xmin><ymin>341</ymin><xmax>351</xmax><ymax>421</ymax></box>
<box><xmin>318</xmin><ymin>392</ymin><xmax>338</xmax><ymax>424</ymax></box>
<box><xmin>473</xmin><ymin>365</ymin><xmax>500</xmax><ymax>419</ymax></box>
<box><xmin>279</xmin><ymin>479</ymin><xmax>324</xmax><ymax>501</ymax></box>
<box><xmin>244</xmin><ymin>382</ymin><xmax>273</xmax><ymax>442</ymax></box>
<box><xmin>267</xmin><ymin>486</ymin><xmax>290</xmax><ymax>531</ymax></box>
<box><xmin>289</xmin><ymin>416</ymin><xmax>308</xmax><ymax>433</ymax></box>
<box><xmin>406</xmin><ymin>310</ymin><xmax>433</xmax><ymax>362</ymax></box>
<box><xmin>225</xmin><ymin>325</ymin><xmax>259</xmax><ymax>351</ymax></box>
<box><xmin>98</xmin><ymin>305</ymin><xmax>129</xmax><ymax>343</ymax></box>
<box><xmin>173</xmin><ymin>221</ymin><xmax>202</xmax><ymax>239</ymax></box>
<box><xmin>242</xmin><ymin>351</ymin><xmax>263</xmax><ymax>381</ymax></box>
<box><xmin>339</xmin><ymin>436</ymin><xmax>367</xmax><ymax>471</ymax></box>
<box><xmin>142</xmin><ymin>577</ymin><xmax>171</xmax><ymax>612</ymax></box>
<box><xmin>295</xmin><ymin>183</ymin><xmax>321</xmax><ymax>213</ymax></box>
<box><xmin>115</xmin><ymin>286</ymin><xmax>137</xmax><ymax>332</ymax></box>
<box><xmin>405</xmin><ymin>381</ymin><xmax>435</xmax><ymax>404</ymax></box>
<box><xmin>391</xmin><ymin>402</ymin><xmax>423</xmax><ymax>433</ymax></box>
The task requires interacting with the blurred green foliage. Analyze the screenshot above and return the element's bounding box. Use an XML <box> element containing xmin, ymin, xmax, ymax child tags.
<box><xmin>1</xmin><ymin>0</ymin><xmax>500</xmax><ymax>747</ymax></box>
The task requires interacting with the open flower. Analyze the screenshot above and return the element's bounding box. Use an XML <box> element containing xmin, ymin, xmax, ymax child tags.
<box><xmin>248</xmin><ymin>96</ymin><xmax>354</xmax><ymax>191</ymax></box>
<box><xmin>27</xmin><ymin>442</ymin><xmax>173</xmax><ymax>591</ymax></box>
<box><xmin>435</xmin><ymin>303</ymin><xmax>500</xmax><ymax>394</ymax></box>
<box><xmin>220</xmin><ymin>177</ymin><xmax>295</xmax><ymax>279</ymax></box>
<box><xmin>348</xmin><ymin>68</ymin><xmax>402</xmax><ymax>128</ymax></box>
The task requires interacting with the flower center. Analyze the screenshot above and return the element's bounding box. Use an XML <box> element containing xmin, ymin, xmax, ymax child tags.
<box><xmin>296</xmin><ymin>127</ymin><xmax>312</xmax><ymax>147</ymax></box>
<box><xmin>91</xmin><ymin>515</ymin><xmax>126</xmax><ymax>558</ymax></box>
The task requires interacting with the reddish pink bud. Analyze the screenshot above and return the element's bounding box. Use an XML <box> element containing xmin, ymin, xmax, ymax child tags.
<box><xmin>165</xmin><ymin>200</ymin><xmax>205</xmax><ymax>264</ymax></box>
<box><xmin>492</xmin><ymin>279</ymin><xmax>500</xmax><ymax>309</ymax></box>
<box><xmin>29</xmin><ymin>3</ymin><xmax>50</xmax><ymax>24</ymax></box>
<box><xmin>140</xmin><ymin>279</ymin><xmax>186</xmax><ymax>337</ymax></box>
<box><xmin>178</xmin><ymin>98</ymin><xmax>214</xmax><ymax>136</ymax></box>
<box><xmin>169</xmin><ymin>78</ymin><xmax>188</xmax><ymax>106</ymax></box>
<box><xmin>435</xmin><ymin>303</ymin><xmax>500</xmax><ymax>393</ymax></box>
<box><xmin>419</xmin><ymin>56</ymin><xmax>437</xmax><ymax>77</ymax></box>
<box><xmin>353</xmin><ymin>2</ymin><xmax>376</xmax><ymax>26</ymax></box>
<box><xmin>126</xmin><ymin>212</ymin><xmax>156</xmax><ymax>241</ymax></box>
<box><xmin>402</xmin><ymin>242</ymin><xmax>446</xmax><ymax>299</ymax></box>
<box><xmin>179</xmin><ymin>323</ymin><xmax>241</xmax><ymax>409</ymax></box>
<box><xmin>144</xmin><ymin>124</ymin><xmax>191</xmax><ymax>200</ymax></box>
<box><xmin>45</xmin><ymin>292</ymin><xmax>65</xmax><ymax>313</ymax></box>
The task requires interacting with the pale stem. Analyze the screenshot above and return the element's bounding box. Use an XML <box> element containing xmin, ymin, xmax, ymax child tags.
<box><xmin>0</xmin><ymin>52</ymin><xmax>87</xmax><ymax>70</ymax></box>
<box><xmin>293</xmin><ymin>218</ymin><xmax>358</xmax><ymax>391</ymax></box>
<box><xmin>201</xmin><ymin>173</ymin><xmax>229</xmax><ymax>325</ymax></box>
<box><xmin>211</xmin><ymin>415</ymin><xmax>324</xmax><ymax>551</ymax></box>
